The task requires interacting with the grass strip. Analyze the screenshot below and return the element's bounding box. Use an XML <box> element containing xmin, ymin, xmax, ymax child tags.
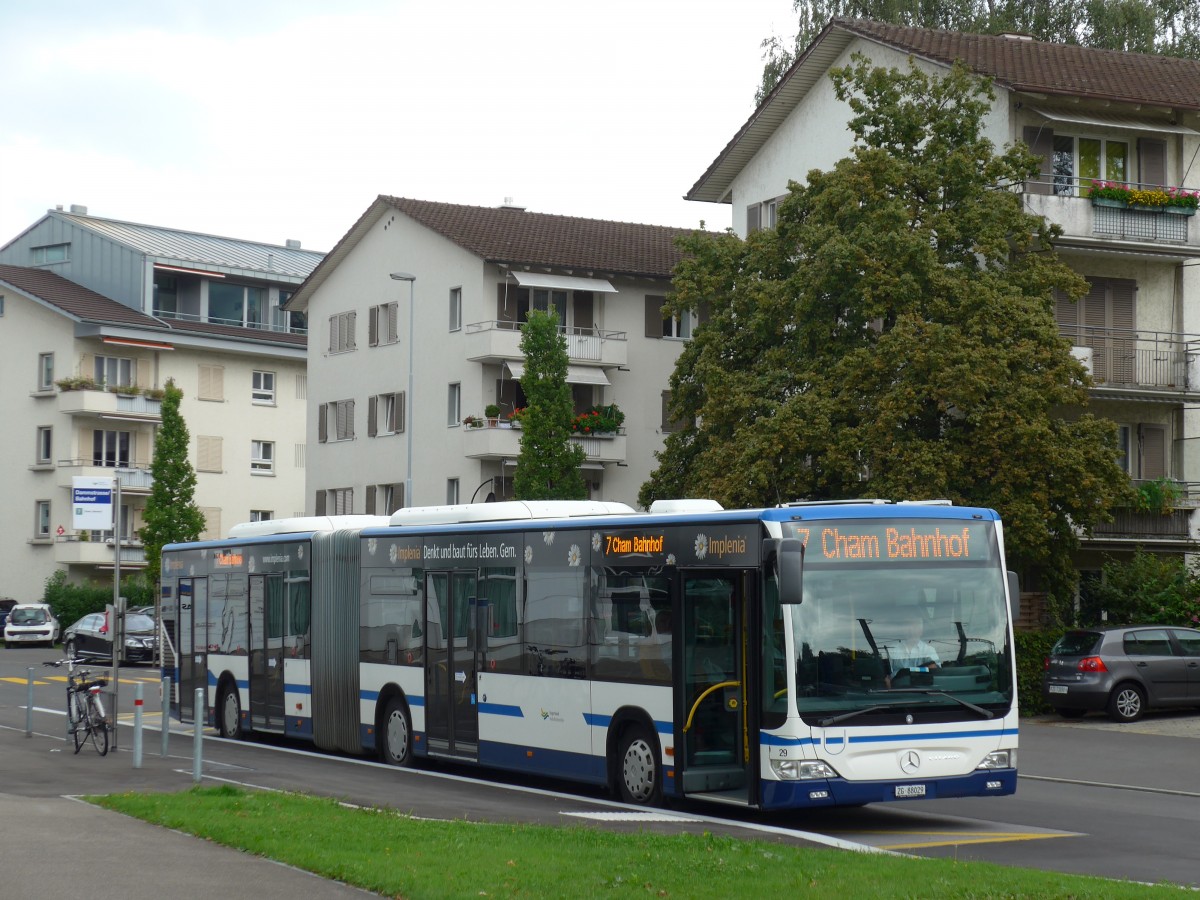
<box><xmin>93</xmin><ymin>786</ymin><xmax>1179</xmax><ymax>898</ymax></box>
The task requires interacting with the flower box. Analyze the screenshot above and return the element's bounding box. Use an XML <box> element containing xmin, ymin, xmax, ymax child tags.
<box><xmin>1091</xmin><ymin>197</ymin><xmax>1127</xmax><ymax>209</ymax></box>
<box><xmin>1165</xmin><ymin>206</ymin><xmax>1197</xmax><ymax>217</ymax></box>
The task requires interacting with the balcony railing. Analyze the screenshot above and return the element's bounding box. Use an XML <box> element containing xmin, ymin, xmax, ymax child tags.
<box><xmin>154</xmin><ymin>309</ymin><xmax>307</xmax><ymax>336</ymax></box>
<box><xmin>1062</xmin><ymin>327</ymin><xmax>1200</xmax><ymax>394</ymax></box>
<box><xmin>56</xmin><ymin>462</ymin><xmax>155</xmax><ymax>492</ymax></box>
<box><xmin>464</xmin><ymin>320</ymin><xmax>627</xmax><ymax>368</ymax></box>
<box><xmin>1089</xmin><ymin>508</ymin><xmax>1194</xmax><ymax>542</ymax></box>
<box><xmin>54</xmin><ymin>534</ymin><xmax>147</xmax><ymax>567</ymax></box>
<box><xmin>462</xmin><ymin>423</ymin><xmax>627</xmax><ymax>464</ymax></box>
<box><xmin>57</xmin><ymin>388</ymin><xmax>162</xmax><ymax>420</ymax></box>
<box><xmin>1021</xmin><ymin>176</ymin><xmax>1199</xmax><ymax>249</ymax></box>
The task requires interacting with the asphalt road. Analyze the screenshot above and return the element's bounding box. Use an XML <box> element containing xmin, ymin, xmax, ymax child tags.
<box><xmin>2</xmin><ymin>645</ymin><xmax>1199</xmax><ymax>894</ymax></box>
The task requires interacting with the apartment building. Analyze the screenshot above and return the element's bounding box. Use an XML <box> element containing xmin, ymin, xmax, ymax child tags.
<box><xmin>686</xmin><ymin>18</ymin><xmax>1200</xmax><ymax>581</ymax></box>
<box><xmin>285</xmin><ymin>196</ymin><xmax>703</xmax><ymax>514</ymax></box>
<box><xmin>0</xmin><ymin>208</ymin><xmax>320</xmax><ymax>600</ymax></box>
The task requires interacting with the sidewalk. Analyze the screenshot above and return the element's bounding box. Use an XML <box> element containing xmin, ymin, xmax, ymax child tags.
<box><xmin>0</xmin><ymin>722</ymin><xmax>375</xmax><ymax>899</ymax></box>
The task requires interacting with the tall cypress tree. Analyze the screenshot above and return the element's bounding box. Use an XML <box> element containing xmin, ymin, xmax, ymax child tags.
<box><xmin>513</xmin><ymin>308</ymin><xmax>587</xmax><ymax>500</ymax></box>
<box><xmin>139</xmin><ymin>378</ymin><xmax>207</xmax><ymax>584</ymax></box>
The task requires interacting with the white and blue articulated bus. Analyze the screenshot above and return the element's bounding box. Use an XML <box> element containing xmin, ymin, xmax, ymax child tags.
<box><xmin>161</xmin><ymin>498</ymin><xmax>1019</xmax><ymax>809</ymax></box>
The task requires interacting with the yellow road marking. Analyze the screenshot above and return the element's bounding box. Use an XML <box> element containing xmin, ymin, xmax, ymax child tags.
<box><xmin>873</xmin><ymin>832</ymin><xmax>1076</xmax><ymax>850</ymax></box>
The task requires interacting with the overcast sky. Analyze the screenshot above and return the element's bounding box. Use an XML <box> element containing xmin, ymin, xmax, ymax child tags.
<box><xmin>0</xmin><ymin>0</ymin><xmax>797</xmax><ymax>253</ymax></box>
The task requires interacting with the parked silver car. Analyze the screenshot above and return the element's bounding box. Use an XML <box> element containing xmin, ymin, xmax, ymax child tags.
<box><xmin>1042</xmin><ymin>625</ymin><xmax>1200</xmax><ymax>722</ymax></box>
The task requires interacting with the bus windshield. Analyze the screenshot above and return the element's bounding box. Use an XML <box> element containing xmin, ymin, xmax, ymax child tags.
<box><xmin>785</xmin><ymin>519</ymin><xmax>1012</xmax><ymax>718</ymax></box>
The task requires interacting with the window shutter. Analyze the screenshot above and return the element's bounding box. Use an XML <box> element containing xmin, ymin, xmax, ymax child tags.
<box><xmin>368</xmin><ymin>305</ymin><xmax>379</xmax><ymax>347</ymax></box>
<box><xmin>1023</xmin><ymin>126</ymin><xmax>1054</xmax><ymax>195</ymax></box>
<box><xmin>1138</xmin><ymin>138</ymin><xmax>1166</xmax><ymax>188</ymax></box>
<box><xmin>1141</xmin><ymin>425</ymin><xmax>1166</xmax><ymax>480</ymax></box>
<box><xmin>347</xmin><ymin>311</ymin><xmax>357</xmax><ymax>350</ymax></box>
<box><xmin>318</xmin><ymin>403</ymin><xmax>328</xmax><ymax>443</ymax></box>
<box><xmin>388</xmin><ymin>302</ymin><xmax>399</xmax><ymax>342</ymax></box>
<box><xmin>197</xmin><ymin>436</ymin><xmax>222</xmax><ymax>473</ymax></box>
<box><xmin>365</xmin><ymin>486</ymin><xmax>376</xmax><ymax>515</ymax></box>
<box><xmin>329</xmin><ymin>316</ymin><xmax>338</xmax><ymax>353</ymax></box>
<box><xmin>645</xmin><ymin>296</ymin><xmax>664</xmax><ymax>339</ymax></box>
<box><xmin>396</xmin><ymin>392</ymin><xmax>406</xmax><ymax>434</ymax></box>
<box><xmin>315</xmin><ymin>490</ymin><xmax>327</xmax><ymax>516</ymax></box>
<box><xmin>198</xmin><ymin>365</ymin><xmax>224</xmax><ymax>401</ymax></box>
<box><xmin>393</xmin><ymin>482</ymin><xmax>405</xmax><ymax>511</ymax></box>
<box><xmin>81</xmin><ymin>353</ymin><xmax>95</xmax><ymax>380</ymax></box>
<box><xmin>368</xmin><ymin>395</ymin><xmax>378</xmax><ymax>437</ymax></box>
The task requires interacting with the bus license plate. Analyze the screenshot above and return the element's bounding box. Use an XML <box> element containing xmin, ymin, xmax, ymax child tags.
<box><xmin>895</xmin><ymin>784</ymin><xmax>926</xmax><ymax>798</ymax></box>
<box><xmin>1048</xmin><ymin>685</ymin><xmax>1068</xmax><ymax>694</ymax></box>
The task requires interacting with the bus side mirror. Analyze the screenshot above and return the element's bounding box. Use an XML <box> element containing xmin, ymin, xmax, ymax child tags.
<box><xmin>767</xmin><ymin>538</ymin><xmax>805</xmax><ymax>604</ymax></box>
<box><xmin>1007</xmin><ymin>571</ymin><xmax>1020</xmax><ymax>620</ymax></box>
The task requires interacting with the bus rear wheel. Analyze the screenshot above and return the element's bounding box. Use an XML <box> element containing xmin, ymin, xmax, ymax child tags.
<box><xmin>381</xmin><ymin>698</ymin><xmax>414</xmax><ymax>767</ymax></box>
<box><xmin>616</xmin><ymin>724</ymin><xmax>661</xmax><ymax>806</ymax></box>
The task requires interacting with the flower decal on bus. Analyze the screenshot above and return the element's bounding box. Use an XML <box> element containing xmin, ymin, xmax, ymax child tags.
<box><xmin>388</xmin><ymin>544</ymin><xmax>398</xmax><ymax>564</ymax></box>
<box><xmin>367</xmin><ymin>538</ymin><xmax>377</xmax><ymax>556</ymax></box>
<box><xmin>248</xmin><ymin>556</ymin><xmax>256</xmax><ymax>573</ymax></box>
<box><xmin>543</xmin><ymin>531</ymin><xmax>555</xmax><ymax>546</ymax></box>
<box><xmin>524</xmin><ymin>545</ymin><xmax>533</xmax><ymax>564</ymax></box>
<box><xmin>695</xmin><ymin>533</ymin><xmax>709</xmax><ymax>560</ymax></box>
<box><xmin>297</xmin><ymin>545</ymin><xmax>304</xmax><ymax>560</ymax></box>
<box><xmin>591</xmin><ymin>532</ymin><xmax>602</xmax><ymax>553</ymax></box>
<box><xmin>666</xmin><ymin>554</ymin><xmax>677</xmax><ymax>567</ymax></box>
<box><xmin>567</xmin><ymin>544</ymin><xmax>581</xmax><ymax>567</ymax></box>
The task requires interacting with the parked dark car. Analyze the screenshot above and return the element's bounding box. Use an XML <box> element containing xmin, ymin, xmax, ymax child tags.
<box><xmin>64</xmin><ymin>612</ymin><xmax>158</xmax><ymax>664</ymax></box>
<box><xmin>0</xmin><ymin>599</ymin><xmax>16</xmax><ymax>634</ymax></box>
<box><xmin>1042</xmin><ymin>625</ymin><xmax>1200</xmax><ymax>722</ymax></box>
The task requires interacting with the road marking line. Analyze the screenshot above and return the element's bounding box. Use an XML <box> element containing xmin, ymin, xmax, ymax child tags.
<box><xmin>880</xmin><ymin>833</ymin><xmax>1077</xmax><ymax>850</ymax></box>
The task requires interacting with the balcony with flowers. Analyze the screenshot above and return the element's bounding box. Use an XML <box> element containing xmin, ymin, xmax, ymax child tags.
<box><xmin>1023</xmin><ymin>174</ymin><xmax>1200</xmax><ymax>248</ymax></box>
<box><xmin>463</xmin><ymin>403</ymin><xmax>626</xmax><ymax>464</ymax></box>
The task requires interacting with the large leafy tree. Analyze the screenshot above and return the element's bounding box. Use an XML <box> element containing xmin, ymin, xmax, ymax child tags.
<box><xmin>139</xmin><ymin>379</ymin><xmax>207</xmax><ymax>584</ymax></box>
<box><xmin>757</xmin><ymin>1</ymin><xmax>1199</xmax><ymax>104</ymax></box>
<box><xmin>643</xmin><ymin>56</ymin><xmax>1132</xmax><ymax>605</ymax></box>
<box><xmin>513</xmin><ymin>308</ymin><xmax>587</xmax><ymax>500</ymax></box>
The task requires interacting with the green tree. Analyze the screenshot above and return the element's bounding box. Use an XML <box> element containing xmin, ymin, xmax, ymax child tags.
<box><xmin>644</xmin><ymin>56</ymin><xmax>1133</xmax><ymax>609</ymax></box>
<box><xmin>1087</xmin><ymin>551</ymin><xmax>1200</xmax><ymax>627</ymax></box>
<box><xmin>757</xmin><ymin>0</ymin><xmax>1199</xmax><ymax>104</ymax></box>
<box><xmin>138</xmin><ymin>378</ymin><xmax>207</xmax><ymax>585</ymax></box>
<box><xmin>513</xmin><ymin>308</ymin><xmax>587</xmax><ymax>500</ymax></box>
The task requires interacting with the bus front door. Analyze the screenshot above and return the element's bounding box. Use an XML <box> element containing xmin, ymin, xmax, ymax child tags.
<box><xmin>678</xmin><ymin>570</ymin><xmax>753</xmax><ymax>801</ymax></box>
<box><xmin>177</xmin><ymin>578</ymin><xmax>207</xmax><ymax>724</ymax></box>
<box><xmin>424</xmin><ymin>570</ymin><xmax>479</xmax><ymax>760</ymax></box>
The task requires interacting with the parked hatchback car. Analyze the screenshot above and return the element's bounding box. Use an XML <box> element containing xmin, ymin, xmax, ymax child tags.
<box><xmin>64</xmin><ymin>612</ymin><xmax>158</xmax><ymax>664</ymax></box>
<box><xmin>1043</xmin><ymin>625</ymin><xmax>1200</xmax><ymax>722</ymax></box>
<box><xmin>3</xmin><ymin>603</ymin><xmax>60</xmax><ymax>647</ymax></box>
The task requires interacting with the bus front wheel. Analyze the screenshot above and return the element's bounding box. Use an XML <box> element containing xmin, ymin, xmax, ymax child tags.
<box><xmin>616</xmin><ymin>724</ymin><xmax>661</xmax><ymax>806</ymax></box>
<box><xmin>381</xmin><ymin>698</ymin><xmax>414</xmax><ymax>767</ymax></box>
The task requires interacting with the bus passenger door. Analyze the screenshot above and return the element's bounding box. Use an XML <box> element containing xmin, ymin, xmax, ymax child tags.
<box><xmin>177</xmin><ymin>578</ymin><xmax>207</xmax><ymax>724</ymax></box>
<box><xmin>248</xmin><ymin>575</ymin><xmax>286</xmax><ymax>731</ymax></box>
<box><xmin>678</xmin><ymin>571</ymin><xmax>752</xmax><ymax>801</ymax></box>
<box><xmin>424</xmin><ymin>570</ymin><xmax>479</xmax><ymax>759</ymax></box>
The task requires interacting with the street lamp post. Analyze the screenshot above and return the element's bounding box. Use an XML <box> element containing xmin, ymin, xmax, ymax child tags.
<box><xmin>389</xmin><ymin>272</ymin><xmax>416</xmax><ymax>509</ymax></box>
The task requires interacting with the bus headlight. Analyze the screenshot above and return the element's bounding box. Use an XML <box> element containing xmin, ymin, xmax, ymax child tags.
<box><xmin>771</xmin><ymin>758</ymin><xmax>839</xmax><ymax>780</ymax></box>
<box><xmin>976</xmin><ymin>750</ymin><xmax>1015</xmax><ymax>769</ymax></box>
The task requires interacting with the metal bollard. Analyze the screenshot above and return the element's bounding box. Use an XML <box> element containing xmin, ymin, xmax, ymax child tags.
<box><xmin>132</xmin><ymin>682</ymin><xmax>143</xmax><ymax>769</ymax></box>
<box><xmin>161</xmin><ymin>676</ymin><xmax>171</xmax><ymax>758</ymax></box>
<box><xmin>192</xmin><ymin>687</ymin><xmax>203</xmax><ymax>784</ymax></box>
<box><xmin>26</xmin><ymin>668</ymin><xmax>33</xmax><ymax>737</ymax></box>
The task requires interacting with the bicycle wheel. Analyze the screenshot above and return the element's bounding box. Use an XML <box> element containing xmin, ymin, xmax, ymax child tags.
<box><xmin>86</xmin><ymin>696</ymin><xmax>109</xmax><ymax>757</ymax></box>
<box><xmin>72</xmin><ymin>692</ymin><xmax>88</xmax><ymax>754</ymax></box>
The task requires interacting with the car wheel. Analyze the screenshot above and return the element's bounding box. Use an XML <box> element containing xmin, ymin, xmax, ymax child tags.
<box><xmin>616</xmin><ymin>724</ymin><xmax>662</xmax><ymax>806</ymax></box>
<box><xmin>380</xmin><ymin>697</ymin><xmax>414</xmax><ymax>767</ymax></box>
<box><xmin>218</xmin><ymin>684</ymin><xmax>242</xmax><ymax>739</ymax></box>
<box><xmin>1107</xmin><ymin>683</ymin><xmax>1146</xmax><ymax>723</ymax></box>
<box><xmin>65</xmin><ymin>639</ymin><xmax>76</xmax><ymax>658</ymax></box>
<box><xmin>1056</xmin><ymin>708</ymin><xmax>1087</xmax><ymax>719</ymax></box>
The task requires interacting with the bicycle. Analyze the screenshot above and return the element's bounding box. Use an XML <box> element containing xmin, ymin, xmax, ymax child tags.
<box><xmin>43</xmin><ymin>658</ymin><xmax>110</xmax><ymax>756</ymax></box>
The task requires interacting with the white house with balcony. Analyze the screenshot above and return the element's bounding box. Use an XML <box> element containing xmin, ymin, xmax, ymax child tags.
<box><xmin>686</xmin><ymin>18</ymin><xmax>1200</xmax><ymax>584</ymax></box>
<box><xmin>285</xmin><ymin>196</ymin><xmax>704</xmax><ymax>514</ymax></box>
<box><xmin>0</xmin><ymin>209</ymin><xmax>320</xmax><ymax>600</ymax></box>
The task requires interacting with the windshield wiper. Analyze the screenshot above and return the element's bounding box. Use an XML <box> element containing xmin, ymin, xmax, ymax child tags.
<box><xmin>816</xmin><ymin>705</ymin><xmax>894</xmax><ymax>727</ymax></box>
<box><xmin>873</xmin><ymin>689</ymin><xmax>994</xmax><ymax>719</ymax></box>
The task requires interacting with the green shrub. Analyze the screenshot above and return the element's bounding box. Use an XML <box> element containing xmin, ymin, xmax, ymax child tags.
<box><xmin>41</xmin><ymin>569</ymin><xmax>154</xmax><ymax>631</ymax></box>
<box><xmin>1015</xmin><ymin>630</ymin><xmax>1058</xmax><ymax>715</ymax></box>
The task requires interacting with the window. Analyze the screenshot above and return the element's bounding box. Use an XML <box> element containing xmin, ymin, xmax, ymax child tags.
<box><xmin>31</xmin><ymin>244</ymin><xmax>69</xmax><ymax>265</ymax></box>
<box><xmin>644</xmin><ymin>295</ymin><xmax>690</xmax><ymax>339</ymax></box>
<box><xmin>447</xmin><ymin>383</ymin><xmax>461</xmax><ymax>426</ymax></box>
<box><xmin>369</xmin><ymin>302</ymin><xmax>399</xmax><ymax>346</ymax></box>
<box><xmin>250</xmin><ymin>510</ymin><xmax>273</xmax><ymax>522</ymax></box>
<box><xmin>449</xmin><ymin>287</ymin><xmax>462</xmax><ymax>331</ymax></box>
<box><xmin>746</xmin><ymin>204</ymin><xmax>761</xmax><ymax>234</ymax></box>
<box><xmin>368</xmin><ymin>392</ymin><xmax>405</xmax><ymax>436</ymax></box>
<box><xmin>94</xmin><ymin>355</ymin><xmax>134</xmax><ymax>388</ymax></box>
<box><xmin>252</xmin><ymin>370</ymin><xmax>276</xmax><ymax>404</ymax></box>
<box><xmin>208</xmin><ymin>282</ymin><xmax>265</xmax><ymax>328</ymax></box>
<box><xmin>251</xmin><ymin>440</ymin><xmax>274</xmax><ymax>474</ymax></box>
<box><xmin>37</xmin><ymin>353</ymin><xmax>54</xmax><ymax>391</ymax></box>
<box><xmin>660</xmin><ymin>391</ymin><xmax>691</xmax><ymax>434</ymax></box>
<box><xmin>36</xmin><ymin>426</ymin><xmax>52</xmax><ymax>465</ymax></box>
<box><xmin>274</xmin><ymin>290</ymin><xmax>306</xmax><ymax>334</ymax></box>
<box><xmin>446</xmin><ymin>478</ymin><xmax>459</xmax><ymax>505</ymax></box>
<box><xmin>198</xmin><ymin>364</ymin><xmax>225</xmax><ymax>401</ymax></box>
<box><xmin>315</xmin><ymin>487</ymin><xmax>354</xmax><ymax>515</ymax></box>
<box><xmin>197</xmin><ymin>436</ymin><xmax>223</xmax><ymax>473</ymax></box>
<box><xmin>1051</xmin><ymin>134</ymin><xmax>1128</xmax><ymax>196</ymax></box>
<box><xmin>1117</xmin><ymin>425</ymin><xmax>1131</xmax><ymax>474</ymax></box>
<box><xmin>92</xmin><ymin>429</ymin><xmax>131</xmax><ymax>467</ymax></box>
<box><xmin>365</xmin><ymin>482</ymin><xmax>404</xmax><ymax>514</ymax></box>
<box><xmin>318</xmin><ymin>400</ymin><xmax>355</xmax><ymax>442</ymax></box>
<box><xmin>0</xmin><ymin>295</ymin><xmax>4</xmax><ymax>316</ymax></box>
<box><xmin>329</xmin><ymin>311</ymin><xmax>357</xmax><ymax>353</ymax></box>
<box><xmin>153</xmin><ymin>273</ymin><xmax>178</xmax><ymax>317</ymax></box>
<box><xmin>35</xmin><ymin>501</ymin><xmax>50</xmax><ymax>538</ymax></box>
